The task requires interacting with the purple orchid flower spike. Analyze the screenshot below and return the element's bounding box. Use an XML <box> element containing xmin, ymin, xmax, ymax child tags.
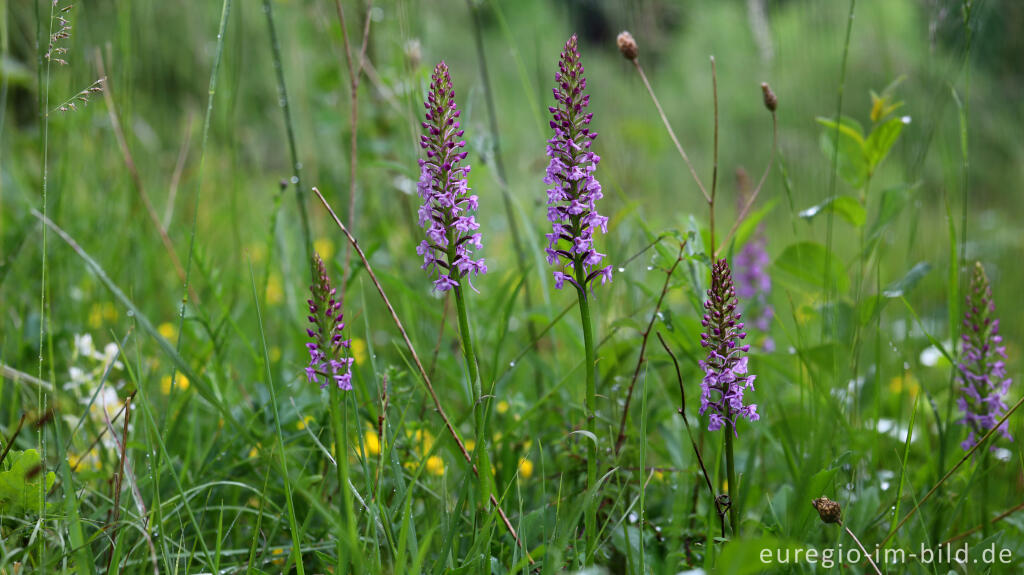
<box><xmin>734</xmin><ymin>228</ymin><xmax>774</xmax><ymax>352</ymax></box>
<box><xmin>305</xmin><ymin>252</ymin><xmax>354</xmax><ymax>391</ymax></box>
<box><xmin>957</xmin><ymin>262</ymin><xmax>1013</xmax><ymax>451</ymax></box>
<box><xmin>416</xmin><ymin>62</ymin><xmax>486</xmax><ymax>293</ymax></box>
<box><xmin>543</xmin><ymin>35</ymin><xmax>612</xmax><ymax>293</ymax></box>
<box><xmin>699</xmin><ymin>259</ymin><xmax>759</xmax><ymax>434</ymax></box>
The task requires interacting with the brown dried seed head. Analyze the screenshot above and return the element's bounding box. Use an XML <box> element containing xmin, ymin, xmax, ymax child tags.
<box><xmin>761</xmin><ymin>82</ymin><xmax>778</xmax><ymax>112</ymax></box>
<box><xmin>617</xmin><ymin>31</ymin><xmax>639</xmax><ymax>61</ymax></box>
<box><xmin>811</xmin><ymin>496</ymin><xmax>842</xmax><ymax>524</ymax></box>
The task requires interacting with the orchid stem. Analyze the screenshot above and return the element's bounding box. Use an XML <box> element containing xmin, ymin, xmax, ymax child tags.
<box><xmin>453</xmin><ymin>286</ymin><xmax>492</xmax><ymax>510</ymax></box>
<box><xmin>724</xmin><ymin>423</ymin><xmax>739</xmax><ymax>537</ymax></box>
<box><xmin>574</xmin><ymin>260</ymin><xmax>598</xmax><ymax>560</ymax></box>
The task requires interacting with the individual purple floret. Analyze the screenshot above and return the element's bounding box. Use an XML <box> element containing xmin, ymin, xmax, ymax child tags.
<box><xmin>699</xmin><ymin>259</ymin><xmax>759</xmax><ymax>433</ymax></box>
<box><xmin>957</xmin><ymin>262</ymin><xmax>1013</xmax><ymax>451</ymax></box>
<box><xmin>734</xmin><ymin>228</ymin><xmax>774</xmax><ymax>352</ymax></box>
<box><xmin>305</xmin><ymin>252</ymin><xmax>354</xmax><ymax>391</ymax></box>
<box><xmin>543</xmin><ymin>35</ymin><xmax>612</xmax><ymax>292</ymax></box>
<box><xmin>416</xmin><ymin>62</ymin><xmax>485</xmax><ymax>292</ymax></box>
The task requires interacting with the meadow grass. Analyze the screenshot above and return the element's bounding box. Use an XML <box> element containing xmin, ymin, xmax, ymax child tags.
<box><xmin>1</xmin><ymin>0</ymin><xmax>1023</xmax><ymax>573</ymax></box>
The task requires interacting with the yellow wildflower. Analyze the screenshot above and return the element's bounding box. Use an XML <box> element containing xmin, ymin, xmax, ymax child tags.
<box><xmin>160</xmin><ymin>373</ymin><xmax>189</xmax><ymax>395</ymax></box>
<box><xmin>158</xmin><ymin>322</ymin><xmax>177</xmax><ymax>340</ymax></box>
<box><xmin>363</xmin><ymin>431</ymin><xmax>381</xmax><ymax>456</ymax></box>
<box><xmin>426</xmin><ymin>455</ymin><xmax>445</xmax><ymax>476</ymax></box>
<box><xmin>496</xmin><ymin>400</ymin><xmax>509</xmax><ymax>414</ymax></box>
<box><xmin>266</xmin><ymin>273</ymin><xmax>284</xmax><ymax>306</ymax></box>
<box><xmin>88</xmin><ymin>302</ymin><xmax>117</xmax><ymax>328</ymax></box>
<box><xmin>69</xmin><ymin>448</ymin><xmax>101</xmax><ymax>472</ymax></box>
<box><xmin>247</xmin><ymin>243</ymin><xmax>266</xmax><ymax>263</ymax></box>
<box><xmin>517</xmin><ymin>458</ymin><xmax>534</xmax><ymax>479</ymax></box>
<box><xmin>314</xmin><ymin>238</ymin><xmax>335</xmax><ymax>261</ymax></box>
<box><xmin>351</xmin><ymin>338</ymin><xmax>368</xmax><ymax>366</ymax></box>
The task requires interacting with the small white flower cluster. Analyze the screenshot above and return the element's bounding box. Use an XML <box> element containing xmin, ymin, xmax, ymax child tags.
<box><xmin>66</xmin><ymin>333</ymin><xmax>131</xmax><ymax>451</ymax></box>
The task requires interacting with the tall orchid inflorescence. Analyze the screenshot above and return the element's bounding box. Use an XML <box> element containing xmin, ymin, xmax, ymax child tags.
<box><xmin>699</xmin><ymin>259</ymin><xmax>759</xmax><ymax>433</ymax></box>
<box><xmin>544</xmin><ymin>35</ymin><xmax>612</xmax><ymax>292</ymax></box>
<box><xmin>305</xmin><ymin>253</ymin><xmax>354</xmax><ymax>391</ymax></box>
<box><xmin>734</xmin><ymin>229</ymin><xmax>774</xmax><ymax>352</ymax></box>
<box><xmin>416</xmin><ymin>62</ymin><xmax>486</xmax><ymax>292</ymax></box>
<box><xmin>957</xmin><ymin>262</ymin><xmax>1013</xmax><ymax>451</ymax></box>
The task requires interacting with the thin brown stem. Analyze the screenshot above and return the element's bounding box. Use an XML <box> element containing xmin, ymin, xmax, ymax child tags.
<box><xmin>630</xmin><ymin>60</ymin><xmax>710</xmax><ymax>203</ymax></box>
<box><xmin>657</xmin><ymin>332</ymin><xmax>725</xmax><ymax>538</ymax></box>
<box><xmin>96</xmin><ymin>51</ymin><xmax>199</xmax><ymax>305</ymax></box>
<box><xmin>878</xmin><ymin>393</ymin><xmax>1024</xmax><ymax>549</ymax></box>
<box><xmin>614</xmin><ymin>243</ymin><xmax>685</xmax><ymax>455</ymax></box>
<box><xmin>715</xmin><ymin>110</ymin><xmax>778</xmax><ymax>257</ymax></box>
<box><xmin>104</xmin><ymin>395</ymin><xmax>132</xmax><ymax>573</ymax></box>
<box><xmin>941</xmin><ymin>500</ymin><xmax>1024</xmax><ymax>545</ymax></box>
<box><xmin>164</xmin><ymin>110</ymin><xmax>194</xmax><ymax>229</ymax></box>
<box><xmin>0</xmin><ymin>413</ymin><xmax>28</xmax><ymax>467</ymax></box>
<box><xmin>72</xmin><ymin>391</ymin><xmax>136</xmax><ymax>473</ymax></box>
<box><xmin>335</xmin><ymin>0</ymin><xmax>374</xmax><ymax>307</ymax></box>
<box><xmin>840</xmin><ymin>520</ymin><xmax>883</xmax><ymax>575</ymax></box>
<box><xmin>313</xmin><ymin>188</ymin><xmax>531</xmax><ymax>562</ymax></box>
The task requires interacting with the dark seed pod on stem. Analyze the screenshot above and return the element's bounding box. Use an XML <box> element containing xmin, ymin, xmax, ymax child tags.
<box><xmin>761</xmin><ymin>82</ymin><xmax>778</xmax><ymax>112</ymax></box>
<box><xmin>811</xmin><ymin>497</ymin><xmax>842</xmax><ymax>524</ymax></box>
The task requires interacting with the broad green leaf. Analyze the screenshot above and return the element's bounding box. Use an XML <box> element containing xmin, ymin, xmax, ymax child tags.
<box><xmin>866</xmin><ymin>116</ymin><xmax>908</xmax><ymax>173</ymax></box>
<box><xmin>773</xmin><ymin>241</ymin><xmax>849</xmax><ymax>293</ymax></box>
<box><xmin>798</xmin><ymin>195</ymin><xmax>866</xmax><ymax>227</ymax></box>
<box><xmin>0</xmin><ymin>449</ymin><xmax>56</xmax><ymax>516</ymax></box>
<box><xmin>817</xmin><ymin>116</ymin><xmax>868</xmax><ymax>189</ymax></box>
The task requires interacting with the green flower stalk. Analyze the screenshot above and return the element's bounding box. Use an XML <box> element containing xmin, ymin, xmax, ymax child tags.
<box><xmin>417</xmin><ymin>62</ymin><xmax>493</xmax><ymax>508</ymax></box>
<box><xmin>544</xmin><ymin>35</ymin><xmax>611</xmax><ymax>559</ymax></box>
